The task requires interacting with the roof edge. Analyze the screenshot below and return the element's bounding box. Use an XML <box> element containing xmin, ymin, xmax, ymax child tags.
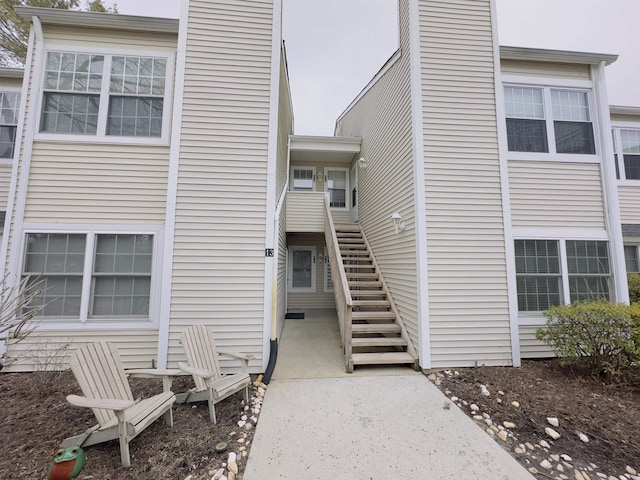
<box><xmin>500</xmin><ymin>46</ymin><xmax>618</xmax><ymax>66</ymax></box>
<box><xmin>15</xmin><ymin>6</ymin><xmax>179</xmax><ymax>34</ymax></box>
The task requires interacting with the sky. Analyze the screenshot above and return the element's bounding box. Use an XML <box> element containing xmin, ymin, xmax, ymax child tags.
<box><xmin>112</xmin><ymin>0</ymin><xmax>639</xmax><ymax>136</ymax></box>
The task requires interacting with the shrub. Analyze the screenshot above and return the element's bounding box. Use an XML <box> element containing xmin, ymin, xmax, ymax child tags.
<box><xmin>537</xmin><ymin>300</ymin><xmax>637</xmax><ymax>378</ymax></box>
<box><xmin>628</xmin><ymin>273</ymin><xmax>640</xmax><ymax>304</ymax></box>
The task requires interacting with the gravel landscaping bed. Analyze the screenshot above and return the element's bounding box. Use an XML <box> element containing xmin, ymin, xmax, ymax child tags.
<box><xmin>431</xmin><ymin>360</ymin><xmax>640</xmax><ymax>480</ymax></box>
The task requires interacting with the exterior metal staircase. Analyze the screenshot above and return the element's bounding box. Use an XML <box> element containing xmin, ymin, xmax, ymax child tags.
<box><xmin>333</xmin><ymin>223</ymin><xmax>419</xmax><ymax>371</ymax></box>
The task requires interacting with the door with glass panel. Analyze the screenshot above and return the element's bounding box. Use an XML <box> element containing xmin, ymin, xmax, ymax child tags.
<box><xmin>287</xmin><ymin>246</ymin><xmax>316</xmax><ymax>292</ymax></box>
<box><xmin>324</xmin><ymin>167</ymin><xmax>349</xmax><ymax>210</ymax></box>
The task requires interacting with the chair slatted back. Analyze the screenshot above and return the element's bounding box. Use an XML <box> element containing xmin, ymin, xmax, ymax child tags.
<box><xmin>180</xmin><ymin>325</ymin><xmax>222</xmax><ymax>392</ymax></box>
<box><xmin>69</xmin><ymin>342</ymin><xmax>134</xmax><ymax>426</ymax></box>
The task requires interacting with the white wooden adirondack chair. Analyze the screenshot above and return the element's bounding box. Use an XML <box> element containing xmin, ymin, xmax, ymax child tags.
<box><xmin>62</xmin><ymin>342</ymin><xmax>176</xmax><ymax>467</ymax></box>
<box><xmin>177</xmin><ymin>324</ymin><xmax>252</xmax><ymax>423</ymax></box>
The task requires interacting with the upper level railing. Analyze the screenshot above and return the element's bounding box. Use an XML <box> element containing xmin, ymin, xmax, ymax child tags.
<box><xmin>285</xmin><ymin>191</ymin><xmax>325</xmax><ymax>232</ymax></box>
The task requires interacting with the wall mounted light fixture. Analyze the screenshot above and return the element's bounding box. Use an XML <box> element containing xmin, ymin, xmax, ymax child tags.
<box><xmin>391</xmin><ymin>212</ymin><xmax>406</xmax><ymax>235</ymax></box>
<box><xmin>358</xmin><ymin>157</ymin><xmax>367</xmax><ymax>169</ymax></box>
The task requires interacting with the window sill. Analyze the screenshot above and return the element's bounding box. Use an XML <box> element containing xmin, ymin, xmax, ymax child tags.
<box><xmin>30</xmin><ymin>319</ymin><xmax>158</xmax><ymax>331</ymax></box>
<box><xmin>617</xmin><ymin>180</ymin><xmax>640</xmax><ymax>186</ymax></box>
<box><xmin>507</xmin><ymin>152</ymin><xmax>600</xmax><ymax>163</ymax></box>
<box><xmin>34</xmin><ymin>133</ymin><xmax>170</xmax><ymax>147</ymax></box>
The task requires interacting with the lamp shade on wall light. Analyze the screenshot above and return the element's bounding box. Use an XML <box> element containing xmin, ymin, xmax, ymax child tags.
<box><xmin>391</xmin><ymin>212</ymin><xmax>406</xmax><ymax>235</ymax></box>
<box><xmin>358</xmin><ymin>157</ymin><xmax>367</xmax><ymax>168</ymax></box>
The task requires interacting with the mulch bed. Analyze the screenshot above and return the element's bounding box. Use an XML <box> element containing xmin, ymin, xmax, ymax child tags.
<box><xmin>0</xmin><ymin>370</ymin><xmax>259</xmax><ymax>480</ymax></box>
<box><xmin>433</xmin><ymin>359</ymin><xmax>640</xmax><ymax>479</ymax></box>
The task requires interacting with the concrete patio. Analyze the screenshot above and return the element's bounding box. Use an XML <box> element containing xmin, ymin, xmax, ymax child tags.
<box><xmin>243</xmin><ymin>309</ymin><xmax>535</xmax><ymax>479</ymax></box>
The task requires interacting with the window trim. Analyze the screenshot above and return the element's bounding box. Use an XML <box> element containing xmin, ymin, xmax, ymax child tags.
<box><xmin>513</xmin><ymin>232</ymin><xmax>613</xmax><ymax>325</ymax></box>
<box><xmin>34</xmin><ymin>44</ymin><xmax>175</xmax><ymax>146</ymax></box>
<box><xmin>0</xmin><ymin>87</ymin><xmax>21</xmax><ymax>166</ymax></box>
<box><xmin>290</xmin><ymin>166</ymin><xmax>316</xmax><ymax>192</ymax></box>
<box><xmin>612</xmin><ymin>127</ymin><xmax>640</xmax><ymax>184</ymax></box>
<box><xmin>287</xmin><ymin>246</ymin><xmax>316</xmax><ymax>293</ymax></box>
<box><xmin>20</xmin><ymin>224</ymin><xmax>163</xmax><ymax>329</ymax></box>
<box><xmin>503</xmin><ymin>82</ymin><xmax>599</xmax><ymax>162</ymax></box>
<box><xmin>324</xmin><ymin>166</ymin><xmax>350</xmax><ymax>211</ymax></box>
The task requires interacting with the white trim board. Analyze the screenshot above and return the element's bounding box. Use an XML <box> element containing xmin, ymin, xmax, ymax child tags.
<box><xmin>490</xmin><ymin>0</ymin><xmax>520</xmax><ymax>367</ymax></box>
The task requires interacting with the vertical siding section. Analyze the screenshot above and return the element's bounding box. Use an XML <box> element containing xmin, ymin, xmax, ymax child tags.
<box><xmin>276</xmin><ymin>53</ymin><xmax>293</xmax><ymax>338</ymax></box>
<box><xmin>519</xmin><ymin>325</ymin><xmax>554</xmax><ymax>359</ymax></box>
<box><xmin>4</xmin><ymin>27</ymin><xmax>171</xmax><ymax>370</ymax></box>
<box><xmin>167</xmin><ymin>0</ymin><xmax>275</xmax><ymax>370</ymax></box>
<box><xmin>3</xmin><ymin>330</ymin><xmax>158</xmax><ymax>372</ymax></box>
<box><xmin>0</xmin><ymin>165</ymin><xmax>10</xmax><ymax>211</ymax></box>
<box><xmin>336</xmin><ymin>0</ymin><xmax>419</xmax><ymax>352</ymax></box>
<box><xmin>509</xmin><ymin>161</ymin><xmax>606</xmax><ymax>229</ymax></box>
<box><xmin>25</xmin><ymin>143</ymin><xmax>169</xmax><ymax>223</ymax></box>
<box><xmin>500</xmin><ymin>60</ymin><xmax>591</xmax><ymax>80</ymax></box>
<box><xmin>618</xmin><ymin>186</ymin><xmax>640</xmax><ymax>224</ymax></box>
<box><xmin>420</xmin><ymin>0</ymin><xmax>512</xmax><ymax>367</ymax></box>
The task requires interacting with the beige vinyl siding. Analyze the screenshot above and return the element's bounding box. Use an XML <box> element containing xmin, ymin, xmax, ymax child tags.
<box><xmin>335</xmin><ymin>0</ymin><xmax>419</xmax><ymax>352</ymax></box>
<box><xmin>500</xmin><ymin>59</ymin><xmax>591</xmax><ymax>80</ymax></box>
<box><xmin>286</xmin><ymin>191</ymin><xmax>325</xmax><ymax>232</ymax></box>
<box><xmin>4</xmin><ymin>329</ymin><xmax>158</xmax><ymax>372</ymax></box>
<box><xmin>276</xmin><ymin>204</ymin><xmax>287</xmax><ymax>337</ymax></box>
<box><xmin>0</xmin><ymin>164</ymin><xmax>11</xmax><ymax>211</ymax></box>
<box><xmin>276</xmin><ymin>55</ymin><xmax>292</xmax><ymax>198</ymax></box>
<box><xmin>287</xmin><ymin>233</ymin><xmax>334</xmax><ymax>309</ymax></box>
<box><xmin>509</xmin><ymin>161</ymin><xmax>605</xmax><ymax>229</ymax></box>
<box><xmin>24</xmin><ymin>142</ymin><xmax>169</xmax><ymax>223</ymax></box>
<box><xmin>167</xmin><ymin>0</ymin><xmax>275</xmax><ymax>371</ymax></box>
<box><xmin>420</xmin><ymin>0</ymin><xmax>512</xmax><ymax>367</ymax></box>
<box><xmin>618</xmin><ymin>186</ymin><xmax>640</xmax><ymax>224</ymax></box>
<box><xmin>275</xmin><ymin>54</ymin><xmax>293</xmax><ymax>338</ymax></box>
<box><xmin>611</xmin><ymin>114</ymin><xmax>640</xmax><ymax>123</ymax></box>
<box><xmin>519</xmin><ymin>325</ymin><xmax>554</xmax><ymax>359</ymax></box>
<box><xmin>0</xmin><ymin>77</ymin><xmax>23</xmax><ymax>90</ymax></box>
<box><xmin>43</xmin><ymin>25</ymin><xmax>177</xmax><ymax>50</ymax></box>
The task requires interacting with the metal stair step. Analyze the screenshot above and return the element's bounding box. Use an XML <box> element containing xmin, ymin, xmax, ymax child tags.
<box><xmin>352</xmin><ymin>323</ymin><xmax>401</xmax><ymax>334</ymax></box>
<box><xmin>352</xmin><ymin>311</ymin><xmax>396</xmax><ymax>320</ymax></box>
<box><xmin>351</xmin><ymin>337</ymin><xmax>407</xmax><ymax>348</ymax></box>
<box><xmin>351</xmin><ymin>352</ymin><xmax>416</xmax><ymax>366</ymax></box>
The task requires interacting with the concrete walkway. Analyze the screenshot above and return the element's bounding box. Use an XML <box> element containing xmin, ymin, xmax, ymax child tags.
<box><xmin>243</xmin><ymin>310</ymin><xmax>534</xmax><ymax>480</ymax></box>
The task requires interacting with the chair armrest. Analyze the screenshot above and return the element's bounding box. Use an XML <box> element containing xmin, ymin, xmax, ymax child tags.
<box><xmin>178</xmin><ymin>362</ymin><xmax>216</xmax><ymax>379</ymax></box>
<box><xmin>125</xmin><ymin>368</ymin><xmax>186</xmax><ymax>378</ymax></box>
<box><xmin>67</xmin><ymin>394</ymin><xmax>135</xmax><ymax>411</ymax></box>
<box><xmin>217</xmin><ymin>350</ymin><xmax>255</xmax><ymax>361</ymax></box>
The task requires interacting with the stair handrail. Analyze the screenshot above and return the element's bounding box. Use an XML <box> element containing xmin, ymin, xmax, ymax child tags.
<box><xmin>359</xmin><ymin>227</ymin><xmax>419</xmax><ymax>364</ymax></box>
<box><xmin>323</xmin><ymin>196</ymin><xmax>353</xmax><ymax>371</ymax></box>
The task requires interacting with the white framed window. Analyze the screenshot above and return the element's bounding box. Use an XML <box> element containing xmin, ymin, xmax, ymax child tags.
<box><xmin>38</xmin><ymin>49</ymin><xmax>173</xmax><ymax>144</ymax></box>
<box><xmin>613</xmin><ymin>128</ymin><xmax>640</xmax><ymax>181</ymax></box>
<box><xmin>291</xmin><ymin>166</ymin><xmax>315</xmax><ymax>191</ymax></box>
<box><xmin>324</xmin><ymin>247</ymin><xmax>333</xmax><ymax>292</ymax></box>
<box><xmin>624</xmin><ymin>245</ymin><xmax>640</xmax><ymax>273</ymax></box>
<box><xmin>288</xmin><ymin>246</ymin><xmax>316</xmax><ymax>292</ymax></box>
<box><xmin>325</xmin><ymin>167</ymin><xmax>349</xmax><ymax>210</ymax></box>
<box><xmin>22</xmin><ymin>229</ymin><xmax>159</xmax><ymax>325</ymax></box>
<box><xmin>505</xmin><ymin>85</ymin><xmax>596</xmax><ymax>156</ymax></box>
<box><xmin>0</xmin><ymin>91</ymin><xmax>20</xmax><ymax>159</ymax></box>
<box><xmin>514</xmin><ymin>238</ymin><xmax>611</xmax><ymax>312</ymax></box>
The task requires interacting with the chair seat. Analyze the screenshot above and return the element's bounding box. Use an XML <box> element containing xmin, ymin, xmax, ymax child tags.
<box><xmin>210</xmin><ymin>372</ymin><xmax>251</xmax><ymax>400</ymax></box>
<box><xmin>103</xmin><ymin>391</ymin><xmax>176</xmax><ymax>436</ymax></box>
